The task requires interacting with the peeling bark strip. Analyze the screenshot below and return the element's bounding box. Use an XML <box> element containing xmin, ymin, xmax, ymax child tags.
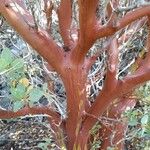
<box><xmin>0</xmin><ymin>0</ymin><xmax>150</xmax><ymax>149</ymax></box>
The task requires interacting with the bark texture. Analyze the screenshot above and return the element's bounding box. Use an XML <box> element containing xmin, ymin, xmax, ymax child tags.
<box><xmin>0</xmin><ymin>0</ymin><xmax>150</xmax><ymax>149</ymax></box>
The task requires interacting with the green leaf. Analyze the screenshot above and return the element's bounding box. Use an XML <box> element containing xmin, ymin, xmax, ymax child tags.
<box><xmin>128</xmin><ymin>118</ymin><xmax>138</xmax><ymax>126</ymax></box>
<box><xmin>10</xmin><ymin>83</ymin><xmax>26</xmax><ymax>100</ymax></box>
<box><xmin>7</xmin><ymin>68</ymin><xmax>25</xmax><ymax>82</ymax></box>
<box><xmin>1</xmin><ymin>48</ymin><xmax>14</xmax><ymax>64</ymax></box>
<box><xmin>145</xmin><ymin>96</ymin><xmax>150</xmax><ymax>102</ymax></box>
<box><xmin>0</xmin><ymin>58</ymin><xmax>9</xmax><ymax>72</ymax></box>
<box><xmin>28</xmin><ymin>88</ymin><xmax>44</xmax><ymax>106</ymax></box>
<box><xmin>145</xmin><ymin>125</ymin><xmax>150</xmax><ymax>135</ymax></box>
<box><xmin>44</xmin><ymin>138</ymin><xmax>51</xmax><ymax>143</ymax></box>
<box><xmin>37</xmin><ymin>143</ymin><xmax>48</xmax><ymax>150</ymax></box>
<box><xmin>11</xmin><ymin>58</ymin><xmax>24</xmax><ymax>69</ymax></box>
<box><xmin>141</xmin><ymin>114</ymin><xmax>149</xmax><ymax>125</ymax></box>
<box><xmin>13</xmin><ymin>101</ymin><xmax>24</xmax><ymax>112</ymax></box>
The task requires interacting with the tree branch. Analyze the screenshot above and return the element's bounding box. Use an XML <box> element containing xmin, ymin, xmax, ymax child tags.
<box><xmin>0</xmin><ymin>106</ymin><xmax>61</xmax><ymax>124</ymax></box>
<box><xmin>0</xmin><ymin>0</ymin><xmax>64</xmax><ymax>73</ymax></box>
<box><xmin>96</xmin><ymin>5</ymin><xmax>150</xmax><ymax>39</ymax></box>
<box><xmin>71</xmin><ymin>0</ymin><xmax>99</xmax><ymax>64</ymax></box>
<box><xmin>79</xmin><ymin>16</ymin><xmax>150</xmax><ymax>138</ymax></box>
<box><xmin>43</xmin><ymin>0</ymin><xmax>53</xmax><ymax>32</ymax></box>
<box><xmin>117</xmin><ymin>19</ymin><xmax>150</xmax><ymax>94</ymax></box>
<box><xmin>105</xmin><ymin>0</ymin><xmax>119</xmax><ymax>21</ymax></box>
<box><xmin>58</xmin><ymin>0</ymin><xmax>73</xmax><ymax>49</ymax></box>
<box><xmin>104</xmin><ymin>37</ymin><xmax>119</xmax><ymax>91</ymax></box>
<box><xmin>79</xmin><ymin>39</ymin><xmax>119</xmax><ymax>136</ymax></box>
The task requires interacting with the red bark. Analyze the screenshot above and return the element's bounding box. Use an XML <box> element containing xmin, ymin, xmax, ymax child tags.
<box><xmin>0</xmin><ymin>0</ymin><xmax>150</xmax><ymax>149</ymax></box>
<box><xmin>61</xmin><ymin>60</ymin><xmax>88</xmax><ymax>148</ymax></box>
<box><xmin>99</xmin><ymin>97</ymin><xmax>136</xmax><ymax>150</ymax></box>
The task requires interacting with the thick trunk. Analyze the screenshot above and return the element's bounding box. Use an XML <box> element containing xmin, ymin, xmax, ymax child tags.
<box><xmin>61</xmin><ymin>61</ymin><xmax>88</xmax><ymax>149</ymax></box>
<box><xmin>75</xmin><ymin>133</ymin><xmax>89</xmax><ymax>150</ymax></box>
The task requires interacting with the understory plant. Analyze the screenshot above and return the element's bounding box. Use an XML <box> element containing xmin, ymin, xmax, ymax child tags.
<box><xmin>124</xmin><ymin>82</ymin><xmax>150</xmax><ymax>150</ymax></box>
<box><xmin>0</xmin><ymin>0</ymin><xmax>150</xmax><ymax>149</ymax></box>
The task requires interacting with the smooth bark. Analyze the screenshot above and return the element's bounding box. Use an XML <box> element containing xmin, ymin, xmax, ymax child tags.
<box><xmin>0</xmin><ymin>0</ymin><xmax>150</xmax><ymax>149</ymax></box>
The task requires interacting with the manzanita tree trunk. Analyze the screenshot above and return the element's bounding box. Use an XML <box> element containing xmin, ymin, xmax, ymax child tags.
<box><xmin>0</xmin><ymin>0</ymin><xmax>150</xmax><ymax>149</ymax></box>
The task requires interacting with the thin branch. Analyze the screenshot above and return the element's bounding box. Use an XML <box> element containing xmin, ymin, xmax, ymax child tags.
<box><xmin>58</xmin><ymin>0</ymin><xmax>73</xmax><ymax>49</ymax></box>
<box><xmin>139</xmin><ymin>17</ymin><xmax>150</xmax><ymax>68</ymax></box>
<box><xmin>78</xmin><ymin>0</ymin><xmax>99</xmax><ymax>40</ymax></box>
<box><xmin>71</xmin><ymin>0</ymin><xmax>99</xmax><ymax>63</ymax></box>
<box><xmin>84</xmin><ymin>40</ymin><xmax>110</xmax><ymax>71</ymax></box>
<box><xmin>28</xmin><ymin>1</ymin><xmax>38</xmax><ymax>30</ymax></box>
<box><xmin>0</xmin><ymin>106</ymin><xmax>61</xmax><ymax>125</ymax></box>
<box><xmin>43</xmin><ymin>0</ymin><xmax>53</xmax><ymax>32</ymax></box>
<box><xmin>105</xmin><ymin>0</ymin><xmax>119</xmax><ymax>21</ymax></box>
<box><xmin>0</xmin><ymin>0</ymin><xmax>64</xmax><ymax>73</ymax></box>
<box><xmin>96</xmin><ymin>5</ymin><xmax>150</xmax><ymax>39</ymax></box>
<box><xmin>116</xmin><ymin>17</ymin><xmax>150</xmax><ymax>94</ymax></box>
<box><xmin>104</xmin><ymin>37</ymin><xmax>119</xmax><ymax>91</ymax></box>
<box><xmin>117</xmin><ymin>2</ymin><xmax>150</xmax><ymax>12</ymax></box>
